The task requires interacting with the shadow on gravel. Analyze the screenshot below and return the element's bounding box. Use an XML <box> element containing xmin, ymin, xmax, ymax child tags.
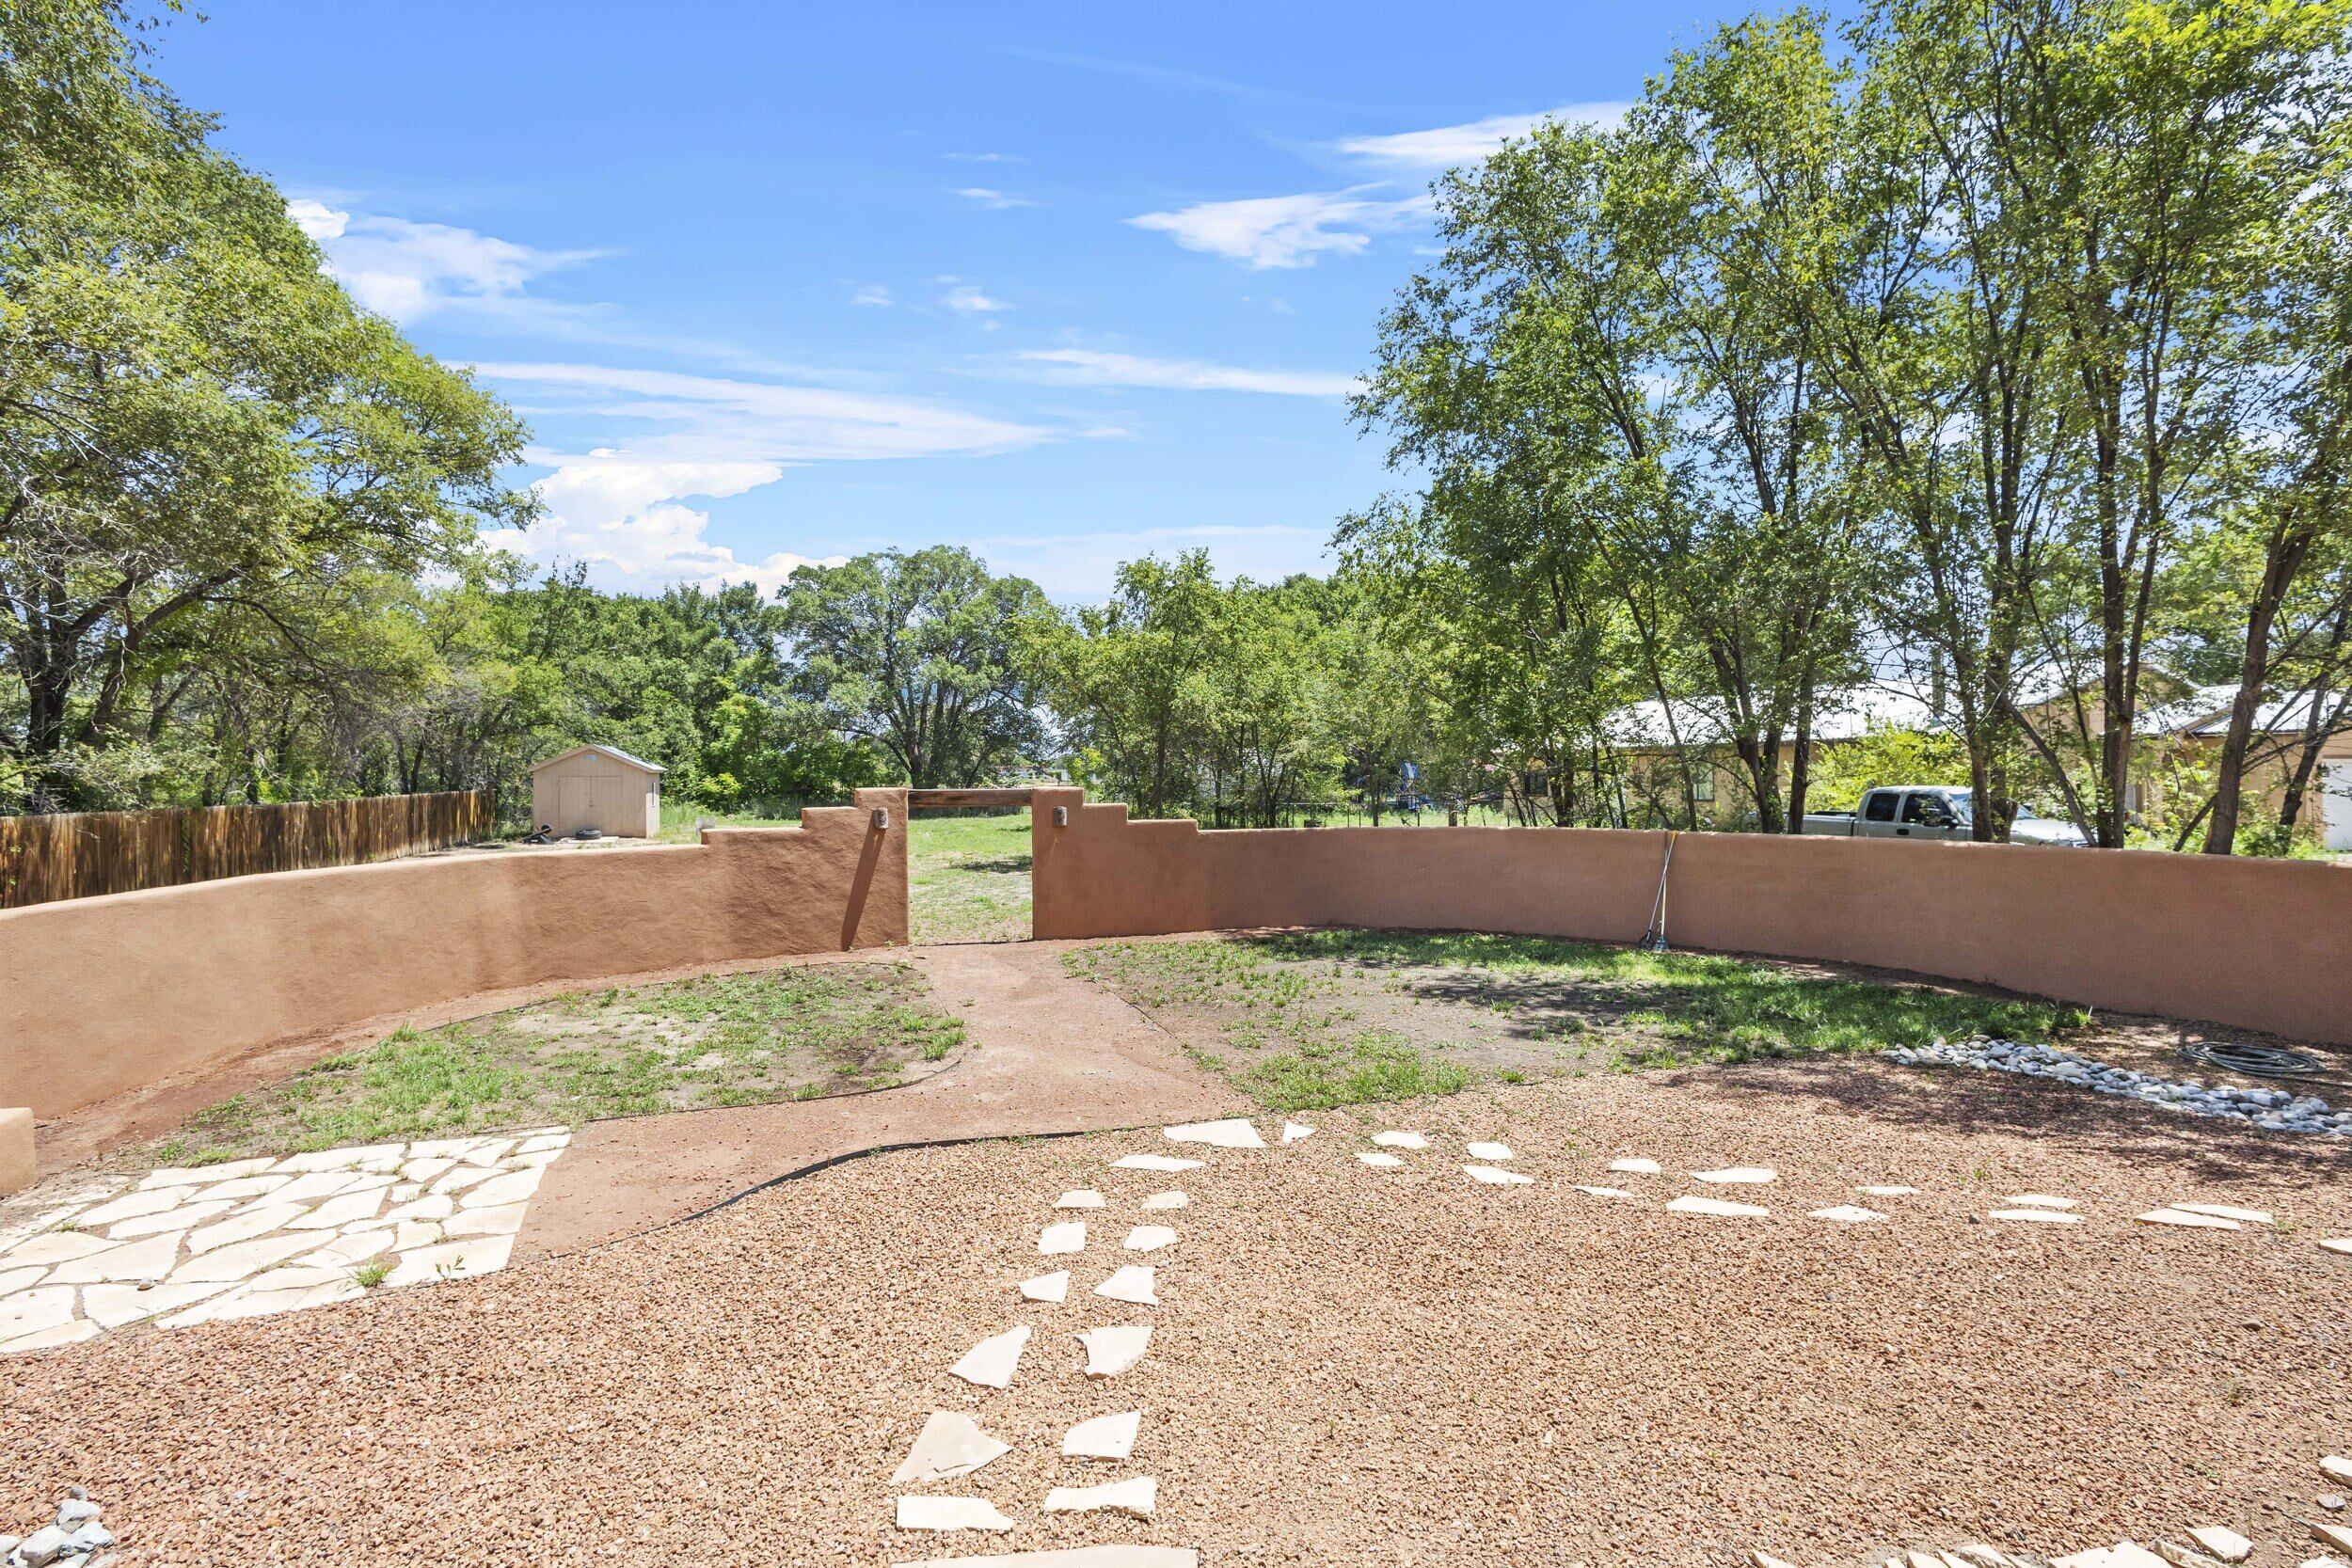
<box><xmin>1678</xmin><ymin>1055</ymin><xmax>2352</xmax><ymax>1184</ymax></box>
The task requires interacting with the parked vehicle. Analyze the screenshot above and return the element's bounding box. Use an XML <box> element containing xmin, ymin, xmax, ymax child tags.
<box><xmin>1800</xmin><ymin>785</ymin><xmax>2089</xmax><ymax>846</ymax></box>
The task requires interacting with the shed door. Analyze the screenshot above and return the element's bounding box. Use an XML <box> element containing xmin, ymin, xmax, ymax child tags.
<box><xmin>2322</xmin><ymin>761</ymin><xmax>2352</xmax><ymax>851</ymax></box>
<box><xmin>559</xmin><ymin>775</ymin><xmax>598</xmax><ymax>832</ymax></box>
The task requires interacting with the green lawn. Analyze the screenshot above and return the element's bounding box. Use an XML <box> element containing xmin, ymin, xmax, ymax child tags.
<box><xmin>1066</xmin><ymin>928</ymin><xmax>2087</xmax><ymax>1113</ymax></box>
<box><xmin>910</xmin><ymin>810</ymin><xmax>1031</xmax><ymax>943</ymax></box>
<box><xmin>148</xmin><ymin>962</ymin><xmax>967</xmax><ymax>1164</ymax></box>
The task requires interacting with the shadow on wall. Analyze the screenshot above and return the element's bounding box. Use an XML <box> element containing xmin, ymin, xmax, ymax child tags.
<box><xmin>0</xmin><ymin>788</ymin><xmax>910</xmax><ymax>1121</ymax></box>
<box><xmin>1026</xmin><ymin>787</ymin><xmax>2352</xmax><ymax>1052</ymax></box>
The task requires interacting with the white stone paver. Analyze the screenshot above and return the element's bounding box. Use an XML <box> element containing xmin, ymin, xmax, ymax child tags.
<box><xmin>1989</xmin><ymin>1208</ymin><xmax>2081</xmax><ymax>1225</ymax></box>
<box><xmin>1357</xmin><ymin>1151</ymin><xmax>1404</xmax><ymax>1168</ymax></box>
<box><xmin>2170</xmin><ymin>1203</ymin><xmax>2272</xmax><ymax>1225</ymax></box>
<box><xmin>1139</xmin><ymin>1191</ymin><xmax>1187</xmax><ymax>1211</ymax></box>
<box><xmin>897</xmin><ymin>1496</ymin><xmax>1016</xmax><ymax>1533</ymax></box>
<box><xmin>1095</xmin><ymin>1265</ymin><xmax>1157</xmax><ymax>1306</ymax></box>
<box><xmin>2136</xmin><ymin>1208</ymin><xmax>2241</xmax><ymax>1230</ymax></box>
<box><xmin>1042</xmin><ymin>1477</ymin><xmax>1157</xmax><ymax>1518</ymax></box>
<box><xmin>1809</xmin><ymin>1205</ymin><xmax>1885</xmax><ymax>1223</ymax></box>
<box><xmin>1372</xmin><ymin>1130</ymin><xmax>1428</xmax><ymax>1150</ymax></box>
<box><xmin>893</xmin><ymin>1411</ymin><xmax>1012</xmax><ymax>1484</ymax></box>
<box><xmin>1281</xmin><ymin>1120</ymin><xmax>1315</xmax><ymax>1143</ymax></box>
<box><xmin>1573</xmin><ymin>1184</ymin><xmax>1635</xmax><ymax>1199</ymax></box>
<box><xmin>1608</xmin><ymin>1157</ymin><xmax>1663</xmax><ymax>1175</ymax></box>
<box><xmin>1163</xmin><ymin>1118</ymin><xmax>1265</xmax><ymax>1149</ymax></box>
<box><xmin>1039</xmin><ymin>1222</ymin><xmax>1087</xmax><ymax>1256</ymax></box>
<box><xmin>950</xmin><ymin>1324</ymin><xmax>1030</xmax><ymax>1389</ymax></box>
<box><xmin>1668</xmin><ymin>1196</ymin><xmax>1769</xmax><ymax>1218</ymax></box>
<box><xmin>2186</xmin><ymin>1526</ymin><xmax>2253</xmax><ymax>1561</ymax></box>
<box><xmin>0</xmin><ymin>1128</ymin><xmax>570</xmax><ymax>1354</ymax></box>
<box><xmin>1859</xmin><ymin>1184</ymin><xmax>1921</xmax><ymax>1197</ymax></box>
<box><xmin>1078</xmin><ymin>1324</ymin><xmax>1152</xmax><ymax>1377</ymax></box>
<box><xmin>1055</xmin><ymin>1190</ymin><xmax>1106</xmax><ymax>1210</ymax></box>
<box><xmin>1063</xmin><ymin>1410</ymin><xmax>1141</xmax><ymax>1461</ymax></box>
<box><xmin>1111</xmin><ymin>1154</ymin><xmax>1201</xmax><ymax>1174</ymax></box>
<box><xmin>1466</xmin><ymin>1142</ymin><xmax>1513</xmax><ymax>1162</ymax></box>
<box><xmin>1020</xmin><ymin>1271</ymin><xmax>1071</xmax><ymax>1304</ymax></box>
<box><xmin>890</xmin><ymin>1549</ymin><xmax>1197</xmax><ymax>1568</ymax></box>
<box><xmin>2002</xmin><ymin>1193</ymin><xmax>2078</xmax><ymax>1211</ymax></box>
<box><xmin>1122</xmin><ymin>1226</ymin><xmax>1177</xmax><ymax>1253</ymax></box>
<box><xmin>1692</xmin><ymin>1166</ymin><xmax>1776</xmax><ymax>1185</ymax></box>
<box><xmin>1463</xmin><ymin>1164</ymin><xmax>1534</xmax><ymax>1186</ymax></box>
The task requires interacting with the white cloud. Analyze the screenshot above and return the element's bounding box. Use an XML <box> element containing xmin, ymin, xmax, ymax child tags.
<box><xmin>943</xmin><ymin>281</ymin><xmax>1013</xmax><ymax>314</ymax></box>
<box><xmin>1127</xmin><ymin>188</ymin><xmax>1429</xmax><ymax>269</ymax></box>
<box><xmin>1017</xmin><ymin>348</ymin><xmax>1359</xmax><ymax>398</ymax></box>
<box><xmin>285</xmin><ymin>199</ymin><xmax>600</xmax><ymax>324</ymax></box>
<box><xmin>946</xmin><ymin>150</ymin><xmax>1023</xmax><ymax>163</ymax></box>
<box><xmin>1331</xmin><ymin>103</ymin><xmax>1631</xmax><ymax>169</ymax></box>
<box><xmin>950</xmin><ymin>186</ymin><xmax>1038</xmax><ymax>210</ymax></box>
<box><xmin>852</xmin><ymin>283</ymin><xmax>893</xmax><ymax>307</ymax></box>
<box><xmin>470</xmin><ymin>364</ymin><xmax>1049</xmax><ymax>593</ymax></box>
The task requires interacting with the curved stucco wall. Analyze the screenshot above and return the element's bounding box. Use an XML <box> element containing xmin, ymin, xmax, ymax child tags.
<box><xmin>1</xmin><ymin>788</ymin><xmax>907</xmax><ymax>1117</ymax></box>
<box><xmin>1029</xmin><ymin>787</ymin><xmax>2352</xmax><ymax>1048</ymax></box>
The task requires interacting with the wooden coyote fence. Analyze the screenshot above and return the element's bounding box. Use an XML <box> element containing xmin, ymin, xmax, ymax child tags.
<box><xmin>0</xmin><ymin>790</ymin><xmax>494</xmax><ymax>909</ymax></box>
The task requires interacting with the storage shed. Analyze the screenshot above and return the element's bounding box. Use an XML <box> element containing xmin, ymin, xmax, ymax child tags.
<box><xmin>529</xmin><ymin>744</ymin><xmax>664</xmax><ymax>839</ymax></box>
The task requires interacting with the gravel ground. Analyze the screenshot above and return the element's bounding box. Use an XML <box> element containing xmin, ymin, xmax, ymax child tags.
<box><xmin>3</xmin><ymin>1058</ymin><xmax>2348</xmax><ymax>1567</ymax></box>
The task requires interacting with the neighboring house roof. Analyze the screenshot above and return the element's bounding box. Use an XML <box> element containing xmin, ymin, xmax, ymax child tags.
<box><xmin>529</xmin><ymin>743</ymin><xmax>667</xmax><ymax>775</ymax></box>
<box><xmin>2148</xmin><ymin>684</ymin><xmax>2340</xmax><ymax>737</ymax></box>
<box><xmin>1609</xmin><ymin>687</ymin><xmax>1941</xmax><ymax>750</ymax></box>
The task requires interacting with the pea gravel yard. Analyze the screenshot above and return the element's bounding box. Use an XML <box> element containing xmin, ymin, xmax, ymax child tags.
<box><xmin>5</xmin><ymin>1054</ymin><xmax>2346</xmax><ymax>1567</ymax></box>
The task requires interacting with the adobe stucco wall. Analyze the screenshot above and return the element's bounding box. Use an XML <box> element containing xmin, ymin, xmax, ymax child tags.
<box><xmin>0</xmin><ymin>788</ymin><xmax>907</xmax><ymax>1118</ymax></box>
<box><xmin>1029</xmin><ymin>787</ymin><xmax>2352</xmax><ymax>1048</ymax></box>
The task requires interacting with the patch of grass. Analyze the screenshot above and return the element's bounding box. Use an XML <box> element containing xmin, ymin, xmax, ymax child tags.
<box><xmin>354</xmin><ymin>1260</ymin><xmax>390</xmax><ymax>1289</ymax></box>
<box><xmin>910</xmin><ymin>812</ymin><xmax>1032</xmax><ymax>943</ymax></box>
<box><xmin>1238</xmin><ymin>1031</ymin><xmax>1472</xmax><ymax>1113</ymax></box>
<box><xmin>150</xmin><ymin>962</ymin><xmax>967</xmax><ymax>1162</ymax></box>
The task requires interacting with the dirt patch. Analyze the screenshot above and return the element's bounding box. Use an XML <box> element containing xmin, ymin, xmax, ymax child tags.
<box><xmin>3</xmin><ymin>1064</ymin><xmax>2345</xmax><ymax>1566</ymax></box>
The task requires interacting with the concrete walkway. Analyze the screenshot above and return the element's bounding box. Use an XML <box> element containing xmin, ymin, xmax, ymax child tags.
<box><xmin>516</xmin><ymin>942</ymin><xmax>1242</xmax><ymax>1259</ymax></box>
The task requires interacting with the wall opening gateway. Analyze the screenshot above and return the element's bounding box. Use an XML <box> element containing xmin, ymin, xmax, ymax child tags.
<box><xmin>905</xmin><ymin>788</ymin><xmax>1036</xmax><ymax>945</ymax></box>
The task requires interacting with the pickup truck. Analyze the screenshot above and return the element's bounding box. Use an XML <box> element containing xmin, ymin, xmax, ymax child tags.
<box><xmin>1800</xmin><ymin>785</ymin><xmax>2089</xmax><ymax>846</ymax></box>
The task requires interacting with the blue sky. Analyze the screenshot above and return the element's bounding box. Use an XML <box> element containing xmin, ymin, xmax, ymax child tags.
<box><xmin>162</xmin><ymin>1</ymin><xmax>1770</xmax><ymax>600</ymax></box>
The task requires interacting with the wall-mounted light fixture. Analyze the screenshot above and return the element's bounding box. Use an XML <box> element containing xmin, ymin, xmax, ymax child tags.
<box><xmin>871</xmin><ymin>807</ymin><xmax>891</xmax><ymax>831</ymax></box>
<box><xmin>1053</xmin><ymin>805</ymin><xmax>1069</xmax><ymax>827</ymax></box>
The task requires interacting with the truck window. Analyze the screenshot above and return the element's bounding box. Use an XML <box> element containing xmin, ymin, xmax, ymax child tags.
<box><xmin>1864</xmin><ymin>790</ymin><xmax>1898</xmax><ymax>822</ymax></box>
<box><xmin>1900</xmin><ymin>792</ymin><xmax>1950</xmax><ymax>825</ymax></box>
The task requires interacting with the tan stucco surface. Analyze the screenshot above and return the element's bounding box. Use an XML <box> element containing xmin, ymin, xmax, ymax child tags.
<box><xmin>0</xmin><ymin>788</ymin><xmax>907</xmax><ymax>1117</ymax></box>
<box><xmin>1029</xmin><ymin>787</ymin><xmax>2352</xmax><ymax>1048</ymax></box>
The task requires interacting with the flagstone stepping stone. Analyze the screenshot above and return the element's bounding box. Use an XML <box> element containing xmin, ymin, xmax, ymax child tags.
<box><xmin>1112</xmin><ymin>1155</ymin><xmax>1200</xmax><ymax>1174</ymax></box>
<box><xmin>460</xmin><ymin>1168</ymin><xmax>544</xmax><ymax>1209</ymax></box>
<box><xmin>1039</xmin><ymin>1222</ymin><xmax>1087</xmax><ymax>1256</ymax></box>
<box><xmin>950</xmin><ymin>1325</ymin><xmax>1031</xmax><ymax>1388</ymax></box>
<box><xmin>2053</xmin><ymin>1542</ymin><xmax>2168</xmax><ymax>1568</ymax></box>
<box><xmin>444</xmin><ymin>1203</ymin><xmax>528</xmax><ymax>1240</ymax></box>
<box><xmin>177</xmin><ymin>1231</ymin><xmax>321</xmax><ymax>1283</ymax></box>
<box><xmin>1043</xmin><ymin>1476</ymin><xmax>1156</xmax><ymax>1517</ymax></box>
<box><xmin>2322</xmin><ymin>1238</ymin><xmax>2352</xmax><ymax>1257</ymax></box>
<box><xmin>2</xmin><ymin>1318</ymin><xmax>99</xmax><ymax>1353</ymax></box>
<box><xmin>1123</xmin><ymin>1226</ymin><xmax>1177</xmax><ymax>1253</ymax></box>
<box><xmin>1372</xmin><ymin>1131</ymin><xmax>1428</xmax><ymax>1150</ymax></box>
<box><xmin>1463</xmin><ymin>1165</ymin><xmax>1534</xmax><ymax>1186</ymax></box>
<box><xmin>1056</xmin><ymin>1191</ymin><xmax>1106</xmax><ymax>1210</ymax></box>
<box><xmin>278</xmin><ymin>1145</ymin><xmax>405</xmax><ymax>1174</ymax></box>
<box><xmin>457</xmin><ymin>1139</ymin><xmax>517</xmax><ymax>1167</ymax></box>
<box><xmin>2318</xmin><ymin>1522</ymin><xmax>2352</xmax><ymax>1554</ymax></box>
<box><xmin>1020</xmin><ymin>1271</ymin><xmax>1070</xmax><ymax>1303</ymax></box>
<box><xmin>1989</xmin><ymin>1208</ymin><xmax>2081</xmax><ymax>1224</ymax></box>
<box><xmin>892</xmin><ymin>1411</ymin><xmax>1012</xmax><ymax>1484</ymax></box>
<box><xmin>48</xmin><ymin>1229</ymin><xmax>183</xmax><ymax>1285</ymax></box>
<box><xmin>189</xmin><ymin>1203</ymin><xmax>308</xmax><ymax>1254</ymax></box>
<box><xmin>399</xmin><ymin>1157</ymin><xmax>459</xmax><ymax>1183</ymax></box>
<box><xmin>888</xmin><ymin>1547</ymin><xmax>1199</xmax><ymax>1568</ymax></box>
<box><xmin>1282</xmin><ymin>1121</ymin><xmax>1315</xmax><ymax>1143</ymax></box>
<box><xmin>1062</xmin><ymin>1410</ymin><xmax>1140</xmax><ymax>1461</ymax></box>
<box><xmin>395</xmin><ymin>1220</ymin><xmax>448</xmax><ymax>1251</ymax></box>
<box><xmin>1692</xmin><ymin>1166</ymin><xmax>1776</xmax><ymax>1184</ymax></box>
<box><xmin>79</xmin><ymin>1187</ymin><xmax>199</xmax><ymax>1227</ymax></box>
<box><xmin>205</xmin><ymin>1276</ymin><xmax>365</xmax><ymax>1323</ymax></box>
<box><xmin>0</xmin><ymin>1267</ymin><xmax>47</xmax><ymax>1295</ymax></box>
<box><xmin>1164</xmin><ymin>1118</ymin><xmax>1264</xmax><ymax>1149</ymax></box>
<box><xmin>1608</xmin><ymin>1158</ymin><xmax>1662</xmax><ymax>1175</ymax></box>
<box><xmin>429</xmin><ymin>1165</ymin><xmax>497</xmax><ymax>1196</ymax></box>
<box><xmin>2137</xmin><ymin>1209</ymin><xmax>2241</xmax><ymax>1229</ymax></box>
<box><xmin>516</xmin><ymin>1131</ymin><xmax>570</xmax><ymax>1154</ymax></box>
<box><xmin>139</xmin><ymin>1157</ymin><xmax>276</xmax><ymax>1189</ymax></box>
<box><xmin>1573</xmin><ymin>1185</ymin><xmax>1634</xmax><ymax>1199</ymax></box>
<box><xmin>1095</xmin><ymin>1265</ymin><xmax>1157</xmax><ymax>1306</ymax></box>
<box><xmin>385</xmin><ymin>1235</ymin><xmax>515</xmax><ymax>1287</ymax></box>
<box><xmin>383</xmin><ymin>1195</ymin><xmax>456</xmax><ymax>1225</ymax></box>
<box><xmin>1667</xmin><ymin>1196</ymin><xmax>1768</xmax><ymax>1218</ymax></box>
<box><xmin>1079</xmin><ymin>1323</ymin><xmax>1152</xmax><ymax>1377</ymax></box>
<box><xmin>1809</xmin><ymin>1205</ymin><xmax>1885</xmax><ymax>1223</ymax></box>
<box><xmin>249</xmin><ymin>1172</ymin><xmax>363</xmax><ymax>1210</ymax></box>
<box><xmin>2186</xmin><ymin>1528</ymin><xmax>2252</xmax><ymax>1562</ymax></box>
<box><xmin>82</xmin><ymin>1280</ymin><xmax>230</xmax><ymax>1330</ymax></box>
<box><xmin>2171</xmin><ymin>1203</ymin><xmax>2272</xmax><ymax>1225</ymax></box>
<box><xmin>896</xmin><ymin>1495</ymin><xmax>1016</xmax><ymax>1533</ymax></box>
<box><xmin>1466</xmin><ymin>1142</ymin><xmax>1513</xmax><ymax>1162</ymax></box>
<box><xmin>1357</xmin><ymin>1152</ymin><xmax>1404</xmax><ymax>1168</ymax></box>
<box><xmin>2149</xmin><ymin>1542</ymin><xmax>2228</xmax><ymax>1568</ymax></box>
<box><xmin>1859</xmin><ymin>1185</ymin><xmax>1921</xmax><ymax>1197</ymax></box>
<box><xmin>1752</xmin><ymin>1553</ymin><xmax>1802</xmax><ymax>1568</ymax></box>
<box><xmin>202</xmin><ymin>1174</ymin><xmax>294</xmax><ymax>1203</ymax></box>
<box><xmin>287</xmin><ymin>1190</ymin><xmax>389</xmax><ymax>1231</ymax></box>
<box><xmin>0</xmin><ymin>1287</ymin><xmax>75</xmax><ymax>1344</ymax></box>
<box><xmin>110</xmin><ymin>1200</ymin><xmax>231</xmax><ymax>1240</ymax></box>
<box><xmin>2002</xmin><ymin>1194</ymin><xmax>2078</xmax><ymax>1211</ymax></box>
<box><xmin>2325</xmin><ymin>1456</ymin><xmax>2352</xmax><ymax>1483</ymax></box>
<box><xmin>2</xmin><ymin>1231</ymin><xmax>115</xmax><ymax>1266</ymax></box>
<box><xmin>1140</xmin><ymin>1191</ymin><xmax>1186</xmax><ymax>1211</ymax></box>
